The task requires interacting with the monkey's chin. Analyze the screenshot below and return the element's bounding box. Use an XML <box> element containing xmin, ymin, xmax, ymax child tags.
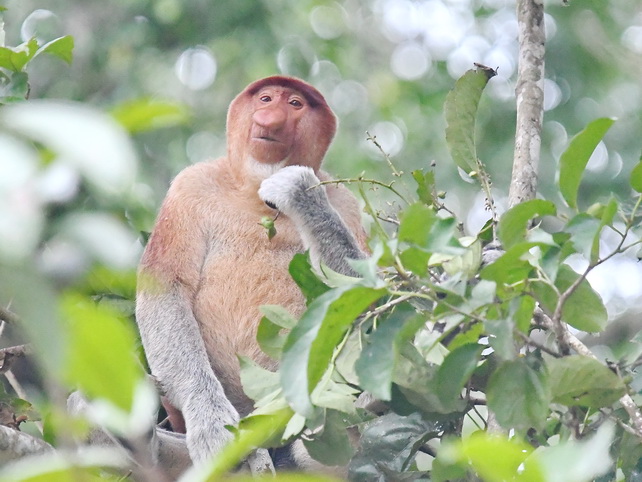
<box><xmin>247</xmin><ymin>158</ymin><xmax>287</xmax><ymax>180</ymax></box>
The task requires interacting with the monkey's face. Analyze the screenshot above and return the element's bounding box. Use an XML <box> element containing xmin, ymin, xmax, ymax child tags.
<box><xmin>227</xmin><ymin>76</ymin><xmax>337</xmax><ymax>173</ymax></box>
<box><xmin>248</xmin><ymin>86</ymin><xmax>308</xmax><ymax>165</ymax></box>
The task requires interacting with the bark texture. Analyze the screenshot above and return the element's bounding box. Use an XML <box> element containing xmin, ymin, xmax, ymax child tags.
<box><xmin>0</xmin><ymin>425</ymin><xmax>53</xmax><ymax>464</ymax></box>
<box><xmin>509</xmin><ymin>0</ymin><xmax>546</xmax><ymax>207</ymax></box>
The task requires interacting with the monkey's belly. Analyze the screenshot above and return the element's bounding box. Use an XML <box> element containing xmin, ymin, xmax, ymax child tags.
<box><xmin>193</xmin><ymin>249</ymin><xmax>305</xmax><ymax>415</ymax></box>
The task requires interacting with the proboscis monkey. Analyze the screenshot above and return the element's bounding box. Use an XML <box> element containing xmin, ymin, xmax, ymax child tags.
<box><xmin>135</xmin><ymin>76</ymin><xmax>368</xmax><ymax>472</ymax></box>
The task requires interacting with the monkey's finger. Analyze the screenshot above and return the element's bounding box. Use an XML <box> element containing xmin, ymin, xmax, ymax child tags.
<box><xmin>247</xmin><ymin>448</ymin><xmax>276</xmax><ymax>476</ymax></box>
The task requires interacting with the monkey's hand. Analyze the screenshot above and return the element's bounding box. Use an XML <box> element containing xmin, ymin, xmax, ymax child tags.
<box><xmin>183</xmin><ymin>394</ymin><xmax>275</xmax><ymax>474</ymax></box>
<box><xmin>259</xmin><ymin>165</ymin><xmax>364</xmax><ymax>277</ymax></box>
<box><xmin>258</xmin><ymin>165</ymin><xmax>325</xmax><ymax>220</ymax></box>
<box><xmin>182</xmin><ymin>390</ymin><xmax>239</xmax><ymax>464</ymax></box>
<box><xmin>247</xmin><ymin>448</ymin><xmax>276</xmax><ymax>475</ymax></box>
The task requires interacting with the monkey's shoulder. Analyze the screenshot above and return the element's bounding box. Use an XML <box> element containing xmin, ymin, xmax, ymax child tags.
<box><xmin>169</xmin><ymin>160</ymin><xmax>228</xmax><ymax>194</ymax></box>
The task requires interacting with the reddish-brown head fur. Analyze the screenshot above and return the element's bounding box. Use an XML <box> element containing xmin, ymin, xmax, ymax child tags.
<box><xmin>226</xmin><ymin>76</ymin><xmax>337</xmax><ymax>176</ymax></box>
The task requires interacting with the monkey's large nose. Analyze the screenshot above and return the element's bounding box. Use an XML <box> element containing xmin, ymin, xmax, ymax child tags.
<box><xmin>252</xmin><ymin>106</ymin><xmax>287</xmax><ymax>129</ymax></box>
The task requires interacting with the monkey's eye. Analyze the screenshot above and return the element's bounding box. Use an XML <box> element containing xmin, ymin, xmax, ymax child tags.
<box><xmin>260</xmin><ymin>95</ymin><xmax>272</xmax><ymax>103</ymax></box>
<box><xmin>289</xmin><ymin>99</ymin><xmax>303</xmax><ymax>108</ymax></box>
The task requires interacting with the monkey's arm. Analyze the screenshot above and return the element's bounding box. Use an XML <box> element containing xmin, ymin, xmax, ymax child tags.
<box><xmin>137</xmin><ymin>185</ymin><xmax>275</xmax><ymax>474</ymax></box>
<box><xmin>258</xmin><ymin>165</ymin><xmax>366</xmax><ymax>277</ymax></box>
<box><xmin>136</xmin><ymin>185</ymin><xmax>241</xmax><ymax>464</ymax></box>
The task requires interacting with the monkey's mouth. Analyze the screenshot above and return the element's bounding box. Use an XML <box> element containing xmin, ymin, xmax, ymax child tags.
<box><xmin>254</xmin><ymin>136</ymin><xmax>281</xmax><ymax>143</ymax></box>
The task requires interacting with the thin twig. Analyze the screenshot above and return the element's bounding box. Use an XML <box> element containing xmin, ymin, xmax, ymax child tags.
<box><xmin>515</xmin><ymin>330</ymin><xmax>561</xmax><ymax>357</ymax></box>
<box><xmin>4</xmin><ymin>370</ymin><xmax>44</xmax><ymax>434</ymax></box>
<box><xmin>362</xmin><ymin>293</ymin><xmax>415</xmax><ymax>321</ymax></box>
<box><xmin>475</xmin><ymin>159</ymin><xmax>499</xmax><ymax>242</ymax></box>
<box><xmin>536</xmin><ymin>308</ymin><xmax>642</xmax><ymax>439</ymax></box>
<box><xmin>0</xmin><ymin>306</ymin><xmax>19</xmax><ymax>324</ymax></box>
<box><xmin>365</xmin><ymin>131</ymin><xmax>403</xmax><ymax>177</ymax></box>
<box><xmin>0</xmin><ymin>344</ymin><xmax>32</xmax><ymax>374</ymax></box>
<box><xmin>314</xmin><ymin>177</ymin><xmax>410</xmax><ymax>205</ymax></box>
<box><xmin>548</xmin><ymin>224</ymin><xmax>639</xmax><ymax>355</ymax></box>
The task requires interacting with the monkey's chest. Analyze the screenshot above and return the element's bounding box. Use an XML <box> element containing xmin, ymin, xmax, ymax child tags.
<box><xmin>193</xmin><ymin>215</ymin><xmax>307</xmax><ymax>347</ymax></box>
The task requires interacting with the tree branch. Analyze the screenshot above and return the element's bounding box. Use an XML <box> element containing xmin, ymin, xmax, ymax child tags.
<box><xmin>0</xmin><ymin>344</ymin><xmax>32</xmax><ymax>375</ymax></box>
<box><xmin>535</xmin><ymin>308</ymin><xmax>642</xmax><ymax>439</ymax></box>
<box><xmin>0</xmin><ymin>306</ymin><xmax>19</xmax><ymax>325</ymax></box>
<box><xmin>509</xmin><ymin>0</ymin><xmax>546</xmax><ymax>207</ymax></box>
<box><xmin>0</xmin><ymin>425</ymin><xmax>53</xmax><ymax>463</ymax></box>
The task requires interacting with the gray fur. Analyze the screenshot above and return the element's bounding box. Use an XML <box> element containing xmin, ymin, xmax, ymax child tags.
<box><xmin>258</xmin><ymin>165</ymin><xmax>365</xmax><ymax>276</ymax></box>
<box><xmin>136</xmin><ymin>289</ymin><xmax>239</xmax><ymax>462</ymax></box>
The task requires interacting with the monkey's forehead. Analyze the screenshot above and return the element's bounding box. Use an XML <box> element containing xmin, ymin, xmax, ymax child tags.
<box><xmin>245</xmin><ymin>76</ymin><xmax>326</xmax><ymax>108</ymax></box>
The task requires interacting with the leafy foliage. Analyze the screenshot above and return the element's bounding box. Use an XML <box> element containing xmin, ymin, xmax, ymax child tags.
<box><xmin>0</xmin><ymin>35</ymin><xmax>73</xmax><ymax>103</ymax></box>
<box><xmin>559</xmin><ymin>117</ymin><xmax>616</xmax><ymax>210</ymax></box>
<box><xmin>221</xmin><ymin>67</ymin><xmax>642</xmax><ymax>482</ymax></box>
<box><xmin>1</xmin><ymin>3</ymin><xmax>642</xmax><ymax>481</ymax></box>
<box><xmin>444</xmin><ymin>66</ymin><xmax>497</xmax><ymax>174</ymax></box>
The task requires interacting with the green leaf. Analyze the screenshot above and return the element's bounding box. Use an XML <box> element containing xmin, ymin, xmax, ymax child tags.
<box><xmin>0</xmin><ymin>39</ymin><xmax>38</xmax><ymax>72</ymax></box>
<box><xmin>281</xmin><ymin>284</ymin><xmax>386</xmax><ymax>417</ymax></box>
<box><xmin>256</xmin><ymin>305</ymin><xmax>297</xmax><ymax>358</ymax></box>
<box><xmin>355</xmin><ymin>308</ymin><xmax>425</xmax><ymax>400</ymax></box>
<box><xmin>566</xmin><ymin>199</ymin><xmax>616</xmax><ymax>264</ymax></box>
<box><xmin>487</xmin><ymin>358</ymin><xmax>550</xmax><ymax>431</ymax></box>
<box><xmin>204</xmin><ymin>407</ymin><xmax>293</xmax><ymax>479</ymax></box>
<box><xmin>398</xmin><ymin>246</ymin><xmax>431</xmax><ymax>276</ymax></box>
<box><xmin>547</xmin><ymin>356</ymin><xmax>626</xmax><ymax>408</ymax></box>
<box><xmin>0</xmin><ymin>263</ymin><xmax>65</xmax><ymax>376</ymax></box>
<box><xmin>412</xmin><ymin>169</ymin><xmax>436</xmax><ymax>205</ymax></box>
<box><xmin>61</xmin><ymin>293</ymin><xmax>144</xmax><ymax>411</ymax></box>
<box><xmin>533</xmin><ymin>264</ymin><xmax>607</xmax><ymax>332</ymax></box>
<box><xmin>559</xmin><ymin>117</ymin><xmax>615</xmax><ymax>209</ymax></box>
<box><xmin>0</xmin><ymin>71</ymin><xmax>29</xmax><ymax>102</ymax></box>
<box><xmin>565</xmin><ymin>213</ymin><xmax>602</xmax><ymax>262</ymax></box>
<box><xmin>288</xmin><ymin>253</ymin><xmax>330</xmax><ymax>303</ymax></box>
<box><xmin>446</xmin><ymin>322</ymin><xmax>484</xmax><ymax>351</ymax></box>
<box><xmin>534</xmin><ymin>422</ymin><xmax>614</xmax><ymax>482</ymax></box>
<box><xmin>435</xmin><ymin>343</ymin><xmax>483</xmax><ymax>407</ymax></box>
<box><xmin>591</xmin><ymin>197</ymin><xmax>618</xmax><ymax>263</ymax></box>
<box><xmin>303</xmin><ymin>409</ymin><xmax>355</xmax><ymax>466</ymax></box>
<box><xmin>630</xmin><ymin>159</ymin><xmax>642</xmax><ymax>193</ymax></box>
<box><xmin>0</xmin><ymin>46</ymin><xmax>25</xmax><ymax>72</ymax></box>
<box><xmin>111</xmin><ymin>98</ymin><xmax>189</xmax><ymax>133</ymax></box>
<box><xmin>0</xmin><ymin>101</ymin><xmax>138</xmax><ymax>196</ymax></box>
<box><xmin>484</xmin><ymin>318</ymin><xmax>517</xmax><ymax>360</ymax></box>
<box><xmin>398</xmin><ymin>203</ymin><xmax>461</xmax><ymax>255</ymax></box>
<box><xmin>334</xmin><ymin>331</ymin><xmax>361</xmax><ymax>386</ymax></box>
<box><xmin>259</xmin><ymin>305</ymin><xmax>297</xmax><ymax>330</ymax></box>
<box><xmin>0</xmin><ymin>465</ymin><xmax>108</xmax><ymax>481</ymax></box>
<box><xmin>438</xmin><ymin>432</ymin><xmax>544</xmax><ymax>482</ymax></box>
<box><xmin>238</xmin><ymin>356</ymin><xmax>280</xmax><ymax>401</ymax></box>
<box><xmin>432</xmin><ymin>452</ymin><xmax>469</xmax><ymax>482</ymax></box>
<box><xmin>35</xmin><ymin>35</ymin><xmax>74</xmax><ymax>64</ymax></box>
<box><xmin>348</xmin><ymin>412</ymin><xmax>442</xmax><ymax>480</ymax></box>
<box><xmin>311</xmin><ymin>378</ymin><xmax>359</xmax><ymax>414</ymax></box>
<box><xmin>498</xmin><ymin>199</ymin><xmax>557</xmax><ymax>249</ymax></box>
<box><xmin>391</xmin><ymin>344</ymin><xmax>459</xmax><ymax>414</ymax></box>
<box><xmin>436</xmin><ymin>237</ymin><xmax>482</xmax><ymax>280</ymax></box>
<box><xmin>512</xmin><ymin>295</ymin><xmax>536</xmax><ymax>334</ymax></box>
<box><xmin>444</xmin><ymin>67</ymin><xmax>496</xmax><ymax>173</ymax></box>
<box><xmin>480</xmin><ymin>242</ymin><xmax>538</xmax><ymax>284</ymax></box>
<box><xmin>256</xmin><ymin>319</ymin><xmax>287</xmax><ymax>359</ymax></box>
<box><xmin>398</xmin><ymin>202</ymin><xmax>436</xmax><ymax>245</ymax></box>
